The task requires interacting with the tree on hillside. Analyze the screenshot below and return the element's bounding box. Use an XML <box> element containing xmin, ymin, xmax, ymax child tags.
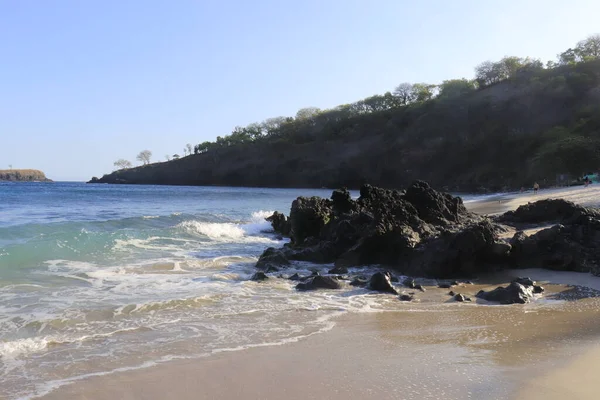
<box><xmin>172</xmin><ymin>154</ymin><xmax>180</xmax><ymax>160</ymax></box>
<box><xmin>475</xmin><ymin>61</ymin><xmax>505</xmax><ymax>87</ymax></box>
<box><xmin>136</xmin><ymin>150</ymin><xmax>152</xmax><ymax>165</ymax></box>
<box><xmin>438</xmin><ymin>79</ymin><xmax>477</xmax><ymax>99</ymax></box>
<box><xmin>186</xmin><ymin>143</ymin><xmax>193</xmax><ymax>155</ymax></box>
<box><xmin>295</xmin><ymin>107</ymin><xmax>321</xmax><ymax>120</ymax></box>
<box><xmin>113</xmin><ymin>159</ymin><xmax>132</xmax><ymax>170</ymax></box>
<box><xmin>244</xmin><ymin>123</ymin><xmax>264</xmax><ymax>140</ymax></box>
<box><xmin>165</xmin><ymin>155</ymin><xmax>171</xmax><ymax>161</ymax></box>
<box><xmin>8</xmin><ymin>164</ymin><xmax>12</xmax><ymax>170</ymax></box>
<box><xmin>578</xmin><ymin>34</ymin><xmax>600</xmax><ymax>59</ymax></box>
<box><xmin>261</xmin><ymin>117</ymin><xmax>287</xmax><ymax>135</ymax></box>
<box><xmin>558</xmin><ymin>34</ymin><xmax>600</xmax><ymax>65</ymax></box>
<box><xmin>195</xmin><ymin>141</ymin><xmax>213</xmax><ymax>154</ymax></box>
<box><xmin>360</xmin><ymin>92</ymin><xmax>399</xmax><ymax>112</ymax></box>
<box><xmin>411</xmin><ymin>83</ymin><xmax>437</xmax><ymax>103</ymax></box>
<box><xmin>393</xmin><ymin>82</ymin><xmax>414</xmax><ymax>105</ymax></box>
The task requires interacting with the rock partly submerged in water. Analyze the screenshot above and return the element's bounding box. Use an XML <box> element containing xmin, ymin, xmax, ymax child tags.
<box><xmin>399</xmin><ymin>294</ymin><xmax>413</xmax><ymax>302</ymax></box>
<box><xmin>295</xmin><ymin>275</ymin><xmax>342</xmax><ymax>291</ymax></box>
<box><xmin>255</xmin><ymin>247</ymin><xmax>290</xmax><ymax>271</ymax></box>
<box><xmin>250</xmin><ymin>271</ymin><xmax>269</xmax><ymax>282</ymax></box>
<box><xmin>368</xmin><ymin>272</ymin><xmax>398</xmax><ymax>295</ymax></box>
<box><xmin>476</xmin><ymin>277</ymin><xmax>543</xmax><ymax>304</ymax></box>
<box><xmin>266</xmin><ymin>211</ymin><xmax>291</xmax><ymax>236</ymax></box>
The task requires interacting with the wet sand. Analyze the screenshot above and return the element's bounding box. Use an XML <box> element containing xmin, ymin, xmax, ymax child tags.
<box><xmin>40</xmin><ymin>269</ymin><xmax>600</xmax><ymax>400</ymax></box>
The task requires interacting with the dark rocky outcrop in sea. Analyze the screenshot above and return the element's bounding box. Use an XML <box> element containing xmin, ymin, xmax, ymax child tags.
<box><xmin>259</xmin><ymin>181</ymin><xmax>508</xmax><ymax>279</ymax></box>
<box><xmin>251</xmin><ymin>181</ymin><xmax>600</xmax><ymax>304</ymax></box>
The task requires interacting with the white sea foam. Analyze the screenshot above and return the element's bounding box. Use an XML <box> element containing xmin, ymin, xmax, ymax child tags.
<box><xmin>176</xmin><ymin>216</ymin><xmax>279</xmax><ymax>244</ymax></box>
<box><xmin>177</xmin><ymin>220</ymin><xmax>245</xmax><ymax>240</ymax></box>
<box><xmin>0</xmin><ymin>337</ymin><xmax>49</xmax><ymax>359</ymax></box>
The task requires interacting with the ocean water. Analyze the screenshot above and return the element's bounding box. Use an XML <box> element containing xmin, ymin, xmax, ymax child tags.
<box><xmin>0</xmin><ymin>182</ymin><xmax>397</xmax><ymax>399</ymax></box>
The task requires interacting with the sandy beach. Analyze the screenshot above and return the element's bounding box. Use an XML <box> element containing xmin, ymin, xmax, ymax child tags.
<box><xmin>37</xmin><ymin>186</ymin><xmax>600</xmax><ymax>400</ymax></box>
<box><xmin>39</xmin><ymin>268</ymin><xmax>600</xmax><ymax>400</ymax></box>
<box><xmin>465</xmin><ymin>184</ymin><xmax>600</xmax><ymax>215</ymax></box>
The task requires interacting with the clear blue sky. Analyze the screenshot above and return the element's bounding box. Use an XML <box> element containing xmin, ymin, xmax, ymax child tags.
<box><xmin>1</xmin><ymin>0</ymin><xmax>599</xmax><ymax>181</ymax></box>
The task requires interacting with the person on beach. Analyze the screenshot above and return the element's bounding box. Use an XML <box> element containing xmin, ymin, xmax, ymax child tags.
<box><xmin>533</xmin><ymin>182</ymin><xmax>539</xmax><ymax>194</ymax></box>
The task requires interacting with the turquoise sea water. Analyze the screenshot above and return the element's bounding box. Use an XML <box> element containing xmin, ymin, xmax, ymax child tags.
<box><xmin>3</xmin><ymin>182</ymin><xmax>371</xmax><ymax>399</ymax></box>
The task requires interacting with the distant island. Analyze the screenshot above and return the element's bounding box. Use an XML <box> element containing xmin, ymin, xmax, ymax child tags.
<box><xmin>0</xmin><ymin>169</ymin><xmax>52</xmax><ymax>182</ymax></box>
<box><xmin>90</xmin><ymin>35</ymin><xmax>600</xmax><ymax>192</ymax></box>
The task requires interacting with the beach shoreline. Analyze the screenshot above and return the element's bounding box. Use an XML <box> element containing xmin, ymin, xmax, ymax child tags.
<box><xmin>33</xmin><ymin>185</ymin><xmax>600</xmax><ymax>400</ymax></box>
<box><xmin>38</xmin><ymin>268</ymin><xmax>600</xmax><ymax>400</ymax></box>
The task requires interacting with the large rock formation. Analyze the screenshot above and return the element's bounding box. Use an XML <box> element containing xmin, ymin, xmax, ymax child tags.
<box><xmin>260</xmin><ymin>181</ymin><xmax>509</xmax><ymax>278</ymax></box>
<box><xmin>260</xmin><ymin>183</ymin><xmax>600</xmax><ymax>280</ymax></box>
<box><xmin>495</xmin><ymin>199</ymin><xmax>600</xmax><ymax>275</ymax></box>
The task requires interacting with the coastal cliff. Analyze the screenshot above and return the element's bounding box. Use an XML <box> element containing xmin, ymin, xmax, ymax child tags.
<box><xmin>90</xmin><ymin>59</ymin><xmax>600</xmax><ymax>192</ymax></box>
<box><xmin>0</xmin><ymin>169</ymin><xmax>52</xmax><ymax>182</ymax></box>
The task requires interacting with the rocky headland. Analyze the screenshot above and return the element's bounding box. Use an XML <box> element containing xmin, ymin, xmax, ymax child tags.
<box><xmin>252</xmin><ymin>181</ymin><xmax>600</xmax><ymax>304</ymax></box>
<box><xmin>0</xmin><ymin>169</ymin><xmax>52</xmax><ymax>182</ymax></box>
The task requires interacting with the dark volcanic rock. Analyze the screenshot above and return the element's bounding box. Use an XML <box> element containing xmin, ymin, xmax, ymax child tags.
<box><xmin>490</xmin><ymin>242</ymin><xmax>511</xmax><ymax>258</ymax></box>
<box><xmin>256</xmin><ymin>247</ymin><xmax>290</xmax><ymax>271</ymax></box>
<box><xmin>499</xmin><ymin>199</ymin><xmax>599</xmax><ymax>224</ymax></box>
<box><xmin>476</xmin><ymin>282</ymin><xmax>535</xmax><ymax>304</ymax></box>
<box><xmin>328</xmin><ymin>266</ymin><xmax>348</xmax><ymax>274</ymax></box>
<box><xmin>533</xmin><ymin>285</ymin><xmax>544</xmax><ymax>294</ymax></box>
<box><xmin>250</xmin><ymin>272</ymin><xmax>269</xmax><ymax>282</ymax></box>
<box><xmin>266</xmin><ymin>211</ymin><xmax>291</xmax><ymax>236</ymax></box>
<box><xmin>289</xmin><ymin>196</ymin><xmax>332</xmax><ymax>245</ymax></box>
<box><xmin>295</xmin><ymin>275</ymin><xmax>342</xmax><ymax>291</ymax></box>
<box><xmin>509</xmin><ymin>219</ymin><xmax>600</xmax><ymax>274</ymax></box>
<box><xmin>254</xmin><ymin>181</ymin><xmax>600</xmax><ymax>281</ymax></box>
<box><xmin>403</xmin><ymin>180</ymin><xmax>468</xmax><ymax>225</ymax></box>
<box><xmin>288</xmin><ymin>273</ymin><xmax>301</xmax><ymax>281</ymax></box>
<box><xmin>387</xmin><ymin>272</ymin><xmax>399</xmax><ymax>283</ymax></box>
<box><xmin>403</xmin><ymin>278</ymin><xmax>416</xmax><ymax>288</ymax></box>
<box><xmin>368</xmin><ymin>272</ymin><xmax>398</xmax><ymax>294</ymax></box>
<box><xmin>349</xmin><ymin>276</ymin><xmax>369</xmax><ymax>287</ymax></box>
<box><xmin>513</xmin><ymin>277</ymin><xmax>535</xmax><ymax>287</ymax></box>
<box><xmin>454</xmin><ymin>293</ymin><xmax>471</xmax><ymax>302</ymax></box>
<box><xmin>331</xmin><ymin>188</ymin><xmax>355</xmax><ymax>214</ymax></box>
<box><xmin>399</xmin><ymin>294</ymin><xmax>413</xmax><ymax>301</ymax></box>
<box><xmin>408</xmin><ymin>220</ymin><xmax>500</xmax><ymax>278</ymax></box>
